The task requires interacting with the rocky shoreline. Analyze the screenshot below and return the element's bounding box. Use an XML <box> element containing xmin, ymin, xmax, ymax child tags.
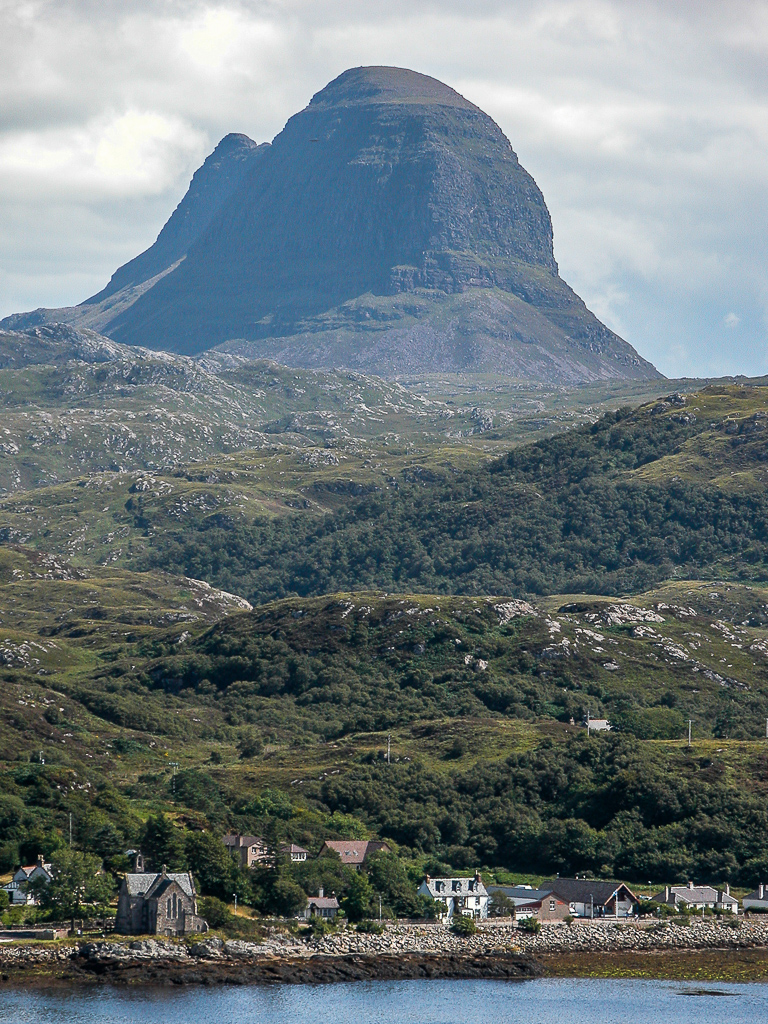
<box><xmin>1</xmin><ymin>919</ymin><xmax>767</xmax><ymax>988</ymax></box>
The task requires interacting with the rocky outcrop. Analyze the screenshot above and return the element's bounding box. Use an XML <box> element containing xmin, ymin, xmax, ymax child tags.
<box><xmin>0</xmin><ymin>920</ymin><xmax>766</xmax><ymax>987</ymax></box>
<box><xmin>1</xmin><ymin>68</ymin><xmax>660</xmax><ymax>383</ymax></box>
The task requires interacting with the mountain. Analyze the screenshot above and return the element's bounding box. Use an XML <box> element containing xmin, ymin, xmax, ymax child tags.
<box><xmin>2</xmin><ymin>67</ymin><xmax>660</xmax><ymax>383</ymax></box>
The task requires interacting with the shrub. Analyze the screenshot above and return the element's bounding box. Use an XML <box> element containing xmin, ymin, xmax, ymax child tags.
<box><xmin>451</xmin><ymin>914</ymin><xmax>477</xmax><ymax>936</ymax></box>
<box><xmin>489</xmin><ymin>892</ymin><xmax>514</xmax><ymax>917</ymax></box>
<box><xmin>307</xmin><ymin>915</ymin><xmax>336</xmax><ymax>938</ymax></box>
<box><xmin>199</xmin><ymin>896</ymin><xmax>232</xmax><ymax>929</ymax></box>
<box><xmin>518</xmin><ymin>917</ymin><xmax>541</xmax><ymax>934</ymax></box>
<box><xmin>356</xmin><ymin>920</ymin><xmax>384</xmax><ymax>934</ymax></box>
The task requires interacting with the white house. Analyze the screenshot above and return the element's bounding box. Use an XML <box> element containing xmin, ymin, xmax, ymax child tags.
<box><xmin>298</xmin><ymin>888</ymin><xmax>339</xmax><ymax>920</ymax></box>
<box><xmin>2</xmin><ymin>856</ymin><xmax>52</xmax><ymax>905</ymax></box>
<box><xmin>281</xmin><ymin>843</ymin><xmax>309</xmax><ymax>863</ymax></box>
<box><xmin>418</xmin><ymin>873</ymin><xmax>489</xmax><ymax>920</ymax></box>
<box><xmin>742</xmin><ymin>884</ymin><xmax>768</xmax><ymax>912</ymax></box>
<box><xmin>651</xmin><ymin>882</ymin><xmax>738</xmax><ymax>913</ymax></box>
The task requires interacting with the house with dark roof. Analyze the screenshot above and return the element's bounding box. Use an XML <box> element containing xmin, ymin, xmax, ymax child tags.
<box><xmin>743</xmin><ymin>884</ymin><xmax>768</xmax><ymax>912</ymax></box>
<box><xmin>318</xmin><ymin>840</ymin><xmax>390</xmax><ymax>868</ymax></box>
<box><xmin>487</xmin><ymin>884</ymin><xmax>551</xmax><ymax>908</ymax></box>
<box><xmin>418</xmin><ymin>873</ymin><xmax>489</xmax><ymax>920</ymax></box>
<box><xmin>487</xmin><ymin>885</ymin><xmax>570</xmax><ymax>921</ymax></box>
<box><xmin>299</xmin><ymin>888</ymin><xmax>339</xmax><ymax>920</ymax></box>
<box><xmin>541</xmin><ymin>878</ymin><xmax>638</xmax><ymax>918</ymax></box>
<box><xmin>651</xmin><ymin>882</ymin><xmax>738</xmax><ymax>914</ymax></box>
<box><xmin>115</xmin><ymin>866</ymin><xmax>208</xmax><ymax>936</ymax></box>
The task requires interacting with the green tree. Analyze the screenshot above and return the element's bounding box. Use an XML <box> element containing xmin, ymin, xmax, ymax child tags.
<box><xmin>489</xmin><ymin>892</ymin><xmax>515</xmax><ymax>917</ymax></box>
<box><xmin>30</xmin><ymin>850</ymin><xmax>115</xmax><ymax>926</ymax></box>
<box><xmin>185</xmin><ymin>831</ymin><xmax>244</xmax><ymax>901</ymax></box>
<box><xmin>199</xmin><ymin>895</ymin><xmax>233</xmax><ymax>929</ymax></box>
<box><xmin>365</xmin><ymin>851</ymin><xmax>421</xmax><ymax>918</ymax></box>
<box><xmin>265</xmin><ymin>875</ymin><xmax>308</xmax><ymax>918</ymax></box>
<box><xmin>341</xmin><ymin>871</ymin><xmax>374</xmax><ymax>922</ymax></box>
<box><xmin>141</xmin><ymin>814</ymin><xmax>186</xmax><ymax>871</ymax></box>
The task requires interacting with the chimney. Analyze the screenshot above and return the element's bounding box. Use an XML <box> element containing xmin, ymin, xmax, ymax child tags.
<box><xmin>687</xmin><ymin>881</ymin><xmax>694</xmax><ymax>889</ymax></box>
<box><xmin>162</xmin><ymin>864</ymin><xmax>167</xmax><ymax>876</ymax></box>
<box><xmin>725</xmin><ymin>883</ymin><xmax>730</xmax><ymax>896</ymax></box>
<box><xmin>425</xmin><ymin>874</ymin><xmax>431</xmax><ymax>883</ymax></box>
<box><xmin>36</xmin><ymin>854</ymin><xmax>44</xmax><ymax>868</ymax></box>
<box><xmin>760</xmin><ymin>884</ymin><xmax>765</xmax><ymax>900</ymax></box>
<box><xmin>665</xmin><ymin>886</ymin><xmax>670</xmax><ymax>901</ymax></box>
<box><xmin>318</xmin><ymin>887</ymin><xmax>324</xmax><ymax>899</ymax></box>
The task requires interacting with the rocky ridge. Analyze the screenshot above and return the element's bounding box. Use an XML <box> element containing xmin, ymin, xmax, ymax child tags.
<box><xmin>2</xmin><ymin>68</ymin><xmax>660</xmax><ymax>383</ymax></box>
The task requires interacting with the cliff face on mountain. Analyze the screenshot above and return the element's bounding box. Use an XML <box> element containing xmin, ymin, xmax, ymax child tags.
<box><xmin>2</xmin><ymin>67</ymin><xmax>660</xmax><ymax>382</ymax></box>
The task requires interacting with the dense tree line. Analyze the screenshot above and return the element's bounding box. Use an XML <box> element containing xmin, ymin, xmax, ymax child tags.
<box><xmin>319</xmin><ymin>733</ymin><xmax>768</xmax><ymax>886</ymax></box>
<box><xmin>135</xmin><ymin>406</ymin><xmax>768</xmax><ymax>602</ymax></box>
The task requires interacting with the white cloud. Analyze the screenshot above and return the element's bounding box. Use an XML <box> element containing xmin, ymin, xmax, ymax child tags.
<box><xmin>0</xmin><ymin>112</ymin><xmax>207</xmax><ymax>199</ymax></box>
<box><xmin>0</xmin><ymin>0</ymin><xmax>767</xmax><ymax>378</ymax></box>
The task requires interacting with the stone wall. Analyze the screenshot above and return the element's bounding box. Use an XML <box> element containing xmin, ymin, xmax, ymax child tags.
<box><xmin>1</xmin><ymin>918</ymin><xmax>767</xmax><ymax>972</ymax></box>
<box><xmin>305</xmin><ymin>918</ymin><xmax>768</xmax><ymax>957</ymax></box>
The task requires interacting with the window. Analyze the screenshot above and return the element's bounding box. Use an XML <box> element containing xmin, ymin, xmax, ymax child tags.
<box><xmin>549</xmin><ymin>900</ymin><xmax>556</xmax><ymax>912</ymax></box>
<box><xmin>167</xmin><ymin>898</ymin><xmax>172</xmax><ymax>917</ymax></box>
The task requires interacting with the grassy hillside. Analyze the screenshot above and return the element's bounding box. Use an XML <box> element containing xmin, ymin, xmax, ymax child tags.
<box><xmin>4</xmin><ymin>372</ymin><xmax>768</xmax><ymax>908</ymax></box>
<box><xmin>2</xmin><ymin>570</ymin><xmax>768</xmax><ymax>888</ymax></box>
<box><xmin>0</xmin><ymin>329</ymin><xmax>672</xmax><ymax>495</ymax></box>
<box><xmin>119</xmin><ymin>384</ymin><xmax>768</xmax><ymax>600</ymax></box>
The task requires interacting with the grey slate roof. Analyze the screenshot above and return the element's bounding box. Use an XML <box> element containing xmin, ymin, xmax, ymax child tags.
<box><xmin>541</xmin><ymin>878</ymin><xmax>635</xmax><ymax>905</ymax></box>
<box><xmin>487</xmin><ymin>885</ymin><xmax>553</xmax><ymax>906</ymax></box>
<box><xmin>124</xmin><ymin>872</ymin><xmax>195</xmax><ymax>898</ymax></box>
<box><xmin>307</xmin><ymin>895</ymin><xmax>339</xmax><ymax>910</ymax></box>
<box><xmin>652</xmin><ymin>885</ymin><xmax>738</xmax><ymax>906</ymax></box>
<box><xmin>423</xmin><ymin>876</ymin><xmax>488</xmax><ymax>898</ymax></box>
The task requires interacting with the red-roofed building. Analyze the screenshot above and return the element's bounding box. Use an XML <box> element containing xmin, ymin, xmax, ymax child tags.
<box><xmin>318</xmin><ymin>840</ymin><xmax>390</xmax><ymax>868</ymax></box>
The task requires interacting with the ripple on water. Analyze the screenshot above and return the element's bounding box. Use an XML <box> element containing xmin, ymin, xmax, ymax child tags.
<box><xmin>1</xmin><ymin>978</ymin><xmax>767</xmax><ymax>1024</ymax></box>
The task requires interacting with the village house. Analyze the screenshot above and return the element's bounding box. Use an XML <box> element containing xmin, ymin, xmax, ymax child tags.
<box><xmin>298</xmin><ymin>888</ymin><xmax>339</xmax><ymax>920</ymax></box>
<box><xmin>318</xmin><ymin>840</ymin><xmax>391</xmax><ymax>868</ymax></box>
<box><xmin>651</xmin><ymin>882</ymin><xmax>739</xmax><ymax>913</ymax></box>
<box><xmin>487</xmin><ymin>885</ymin><xmax>571</xmax><ymax>921</ymax></box>
<box><xmin>743</xmin><ymin>884</ymin><xmax>768</xmax><ymax>912</ymax></box>
<box><xmin>515</xmin><ymin>892</ymin><xmax>571</xmax><ymax>921</ymax></box>
<box><xmin>2</xmin><ymin>855</ymin><xmax>52</xmax><ymax>906</ymax></box>
<box><xmin>418</xmin><ymin>872</ymin><xmax>489</xmax><ymax>920</ymax></box>
<box><xmin>541</xmin><ymin>878</ymin><xmax>638</xmax><ymax>918</ymax></box>
<box><xmin>223</xmin><ymin>835</ymin><xmax>309</xmax><ymax>866</ymax></box>
<box><xmin>223</xmin><ymin>834</ymin><xmax>271</xmax><ymax>868</ymax></box>
<box><xmin>115</xmin><ymin>864</ymin><xmax>208</xmax><ymax>936</ymax></box>
<box><xmin>281</xmin><ymin>843</ymin><xmax>309</xmax><ymax>862</ymax></box>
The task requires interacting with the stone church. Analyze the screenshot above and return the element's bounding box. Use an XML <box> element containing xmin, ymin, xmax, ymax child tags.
<box><xmin>115</xmin><ymin>857</ymin><xmax>208</xmax><ymax>936</ymax></box>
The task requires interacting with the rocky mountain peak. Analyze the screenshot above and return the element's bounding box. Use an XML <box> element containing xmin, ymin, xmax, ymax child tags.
<box><xmin>307</xmin><ymin>66</ymin><xmax>480</xmax><ymax>110</ymax></box>
<box><xmin>1</xmin><ymin>67</ymin><xmax>660</xmax><ymax>383</ymax></box>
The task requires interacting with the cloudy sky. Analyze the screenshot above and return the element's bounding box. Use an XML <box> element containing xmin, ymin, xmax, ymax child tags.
<box><xmin>1</xmin><ymin>0</ymin><xmax>766</xmax><ymax>378</ymax></box>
